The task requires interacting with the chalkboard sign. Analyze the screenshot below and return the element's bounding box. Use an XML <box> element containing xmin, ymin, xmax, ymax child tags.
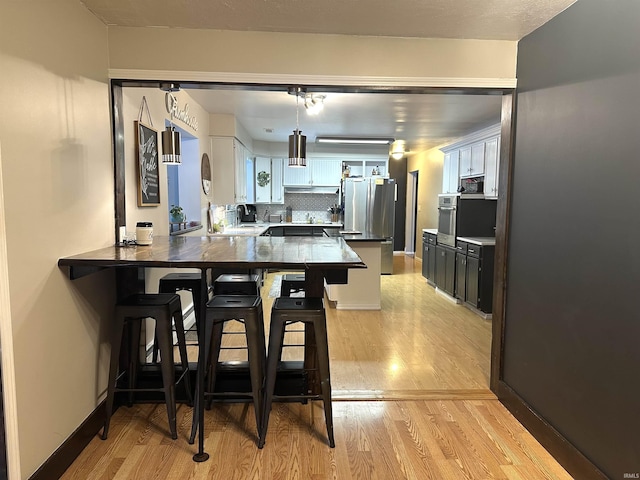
<box><xmin>135</xmin><ymin>121</ymin><xmax>160</xmax><ymax>206</ymax></box>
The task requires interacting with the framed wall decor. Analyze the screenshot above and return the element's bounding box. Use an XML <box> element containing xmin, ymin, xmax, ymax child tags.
<box><xmin>135</xmin><ymin>121</ymin><xmax>160</xmax><ymax>206</ymax></box>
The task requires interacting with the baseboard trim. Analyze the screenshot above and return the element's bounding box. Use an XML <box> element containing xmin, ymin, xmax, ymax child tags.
<box><xmin>333</xmin><ymin>388</ymin><xmax>496</xmax><ymax>401</ymax></box>
<box><xmin>28</xmin><ymin>401</ymin><xmax>105</xmax><ymax>480</ymax></box>
<box><xmin>496</xmin><ymin>381</ymin><xmax>607</xmax><ymax>480</ymax></box>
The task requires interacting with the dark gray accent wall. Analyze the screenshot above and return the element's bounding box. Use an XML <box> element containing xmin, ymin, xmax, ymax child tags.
<box><xmin>389</xmin><ymin>157</ymin><xmax>407</xmax><ymax>250</ymax></box>
<box><xmin>505</xmin><ymin>0</ymin><xmax>640</xmax><ymax>477</ymax></box>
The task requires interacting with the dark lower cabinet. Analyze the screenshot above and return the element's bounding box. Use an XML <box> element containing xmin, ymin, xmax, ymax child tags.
<box><xmin>427</xmin><ymin>241</ymin><xmax>436</xmax><ymax>282</ymax></box>
<box><xmin>422</xmin><ymin>239</ymin><xmax>428</xmax><ymax>278</ymax></box>
<box><xmin>455</xmin><ymin>252</ymin><xmax>467</xmax><ymax>301</ymax></box>
<box><xmin>422</xmin><ymin>232</ymin><xmax>437</xmax><ymax>284</ymax></box>
<box><xmin>466</xmin><ymin>255</ymin><xmax>480</xmax><ymax>307</ymax></box>
<box><xmin>464</xmin><ymin>244</ymin><xmax>495</xmax><ymax>314</ymax></box>
<box><xmin>265</xmin><ymin>226</ymin><xmax>327</xmax><ymax>237</ymax></box>
<box><xmin>435</xmin><ymin>244</ymin><xmax>455</xmax><ymax>296</ymax></box>
<box><xmin>264</xmin><ymin>226</ymin><xmax>284</xmax><ymax>236</ymax></box>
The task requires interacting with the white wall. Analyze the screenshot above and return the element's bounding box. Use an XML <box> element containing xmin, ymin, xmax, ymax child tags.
<box><xmin>0</xmin><ymin>0</ymin><xmax>113</xmax><ymax>477</ymax></box>
<box><xmin>408</xmin><ymin>148</ymin><xmax>445</xmax><ymax>259</ymax></box>
<box><xmin>107</xmin><ymin>28</ymin><xmax>517</xmax><ymax>82</ymax></box>
<box><xmin>121</xmin><ymin>87</ymin><xmax>211</xmax><ymax>234</ymax></box>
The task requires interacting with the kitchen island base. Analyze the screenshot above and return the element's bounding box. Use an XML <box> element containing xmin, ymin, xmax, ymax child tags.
<box><xmin>325</xmin><ymin>240</ymin><xmax>381</xmax><ymax>310</ymax></box>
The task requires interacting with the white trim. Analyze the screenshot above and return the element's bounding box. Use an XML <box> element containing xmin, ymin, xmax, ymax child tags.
<box><xmin>109</xmin><ymin>69</ymin><xmax>517</xmax><ymax>89</ymax></box>
<box><xmin>335</xmin><ymin>303</ymin><xmax>381</xmax><ymax>310</ymax></box>
<box><xmin>435</xmin><ymin>287</ymin><xmax>461</xmax><ymax>305</ymax></box>
<box><xmin>0</xmin><ymin>141</ymin><xmax>22</xmax><ymax>479</ymax></box>
<box><xmin>440</xmin><ymin>123</ymin><xmax>502</xmax><ymax>152</ymax></box>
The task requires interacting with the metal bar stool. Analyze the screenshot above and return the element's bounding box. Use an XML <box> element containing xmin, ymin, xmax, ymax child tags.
<box><xmin>280</xmin><ymin>273</ymin><xmax>305</xmax><ymax>297</ymax></box>
<box><xmin>154</xmin><ymin>272</ymin><xmax>206</xmax><ymax>362</ymax></box>
<box><xmin>259</xmin><ymin>297</ymin><xmax>334</xmax><ymax>448</ymax></box>
<box><xmin>102</xmin><ymin>293</ymin><xmax>193</xmax><ymax>440</ymax></box>
<box><xmin>212</xmin><ymin>273</ymin><xmax>260</xmax><ymax>296</ymax></box>
<box><xmin>189</xmin><ymin>295</ymin><xmax>266</xmax><ymax>446</ymax></box>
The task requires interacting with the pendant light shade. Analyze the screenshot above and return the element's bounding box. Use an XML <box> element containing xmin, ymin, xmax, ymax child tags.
<box><xmin>288</xmin><ymin>129</ymin><xmax>307</xmax><ymax>167</ymax></box>
<box><xmin>162</xmin><ymin>126</ymin><xmax>181</xmax><ymax>164</ymax></box>
<box><xmin>288</xmin><ymin>86</ymin><xmax>307</xmax><ymax>167</ymax></box>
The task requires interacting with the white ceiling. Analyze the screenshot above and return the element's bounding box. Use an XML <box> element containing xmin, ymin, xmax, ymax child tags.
<box><xmin>185</xmin><ymin>88</ymin><xmax>504</xmax><ymax>152</ymax></box>
<box><xmin>92</xmin><ymin>0</ymin><xmax>576</xmax><ymax>154</ymax></box>
<box><xmin>81</xmin><ymin>0</ymin><xmax>575</xmax><ymax>41</ymax></box>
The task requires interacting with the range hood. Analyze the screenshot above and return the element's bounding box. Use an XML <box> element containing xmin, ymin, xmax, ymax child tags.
<box><xmin>284</xmin><ymin>185</ymin><xmax>339</xmax><ymax>194</ymax></box>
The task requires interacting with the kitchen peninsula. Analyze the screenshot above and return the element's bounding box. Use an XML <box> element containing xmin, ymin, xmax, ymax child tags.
<box><xmin>210</xmin><ymin>224</ymin><xmax>385</xmax><ymax>310</ymax></box>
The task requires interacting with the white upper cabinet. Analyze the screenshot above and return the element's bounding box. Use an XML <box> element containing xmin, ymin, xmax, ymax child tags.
<box><xmin>210</xmin><ymin>136</ymin><xmax>253</xmax><ymax>204</ymax></box>
<box><xmin>440</xmin><ymin>124</ymin><xmax>501</xmax><ymax>197</ymax></box>
<box><xmin>483</xmin><ymin>136</ymin><xmax>500</xmax><ymax>198</ymax></box>
<box><xmin>234</xmin><ymin>140</ymin><xmax>254</xmax><ymax>203</ymax></box>
<box><xmin>283</xmin><ymin>162</ymin><xmax>312</xmax><ymax>186</ymax></box>
<box><xmin>283</xmin><ymin>158</ymin><xmax>341</xmax><ymax>186</ymax></box>
<box><xmin>459</xmin><ymin>143</ymin><xmax>485</xmax><ymax>178</ymax></box>
<box><xmin>255</xmin><ymin>156</ymin><xmax>284</xmax><ymax>204</ymax></box>
<box><xmin>442</xmin><ymin>150</ymin><xmax>460</xmax><ymax>194</ymax></box>
<box><xmin>270</xmin><ymin>158</ymin><xmax>284</xmax><ymax>203</ymax></box>
<box><xmin>310</xmin><ymin>158</ymin><xmax>342</xmax><ymax>186</ymax></box>
<box><xmin>255</xmin><ymin>156</ymin><xmax>272</xmax><ymax>203</ymax></box>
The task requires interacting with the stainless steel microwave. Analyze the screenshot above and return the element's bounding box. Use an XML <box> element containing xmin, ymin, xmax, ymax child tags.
<box><xmin>458</xmin><ymin>176</ymin><xmax>484</xmax><ymax>194</ymax></box>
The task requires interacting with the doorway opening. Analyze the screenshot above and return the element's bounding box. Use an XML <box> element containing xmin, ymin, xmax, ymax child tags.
<box><xmin>405</xmin><ymin>170</ymin><xmax>418</xmax><ymax>256</ymax></box>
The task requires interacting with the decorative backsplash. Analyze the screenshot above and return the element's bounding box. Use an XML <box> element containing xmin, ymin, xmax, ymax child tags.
<box><xmin>209</xmin><ymin>192</ymin><xmax>342</xmax><ymax>227</ymax></box>
<box><xmin>257</xmin><ymin>193</ymin><xmax>340</xmax><ymax>223</ymax></box>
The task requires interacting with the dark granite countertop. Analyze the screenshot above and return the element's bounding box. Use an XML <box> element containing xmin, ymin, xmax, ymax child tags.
<box><xmin>323</xmin><ymin>229</ymin><xmax>386</xmax><ymax>242</ymax></box>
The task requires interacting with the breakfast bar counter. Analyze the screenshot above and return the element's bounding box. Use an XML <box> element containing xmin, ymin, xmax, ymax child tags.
<box><xmin>58</xmin><ymin>235</ymin><xmax>365</xmax><ymax>461</ymax></box>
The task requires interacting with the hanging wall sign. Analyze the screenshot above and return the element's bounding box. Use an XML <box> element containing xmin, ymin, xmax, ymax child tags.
<box><xmin>135</xmin><ymin>121</ymin><xmax>160</xmax><ymax>206</ymax></box>
<box><xmin>165</xmin><ymin>93</ymin><xmax>199</xmax><ymax>131</ymax></box>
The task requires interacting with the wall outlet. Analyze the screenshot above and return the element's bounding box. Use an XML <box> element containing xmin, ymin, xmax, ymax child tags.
<box><xmin>118</xmin><ymin>226</ymin><xmax>126</xmax><ymax>244</ymax></box>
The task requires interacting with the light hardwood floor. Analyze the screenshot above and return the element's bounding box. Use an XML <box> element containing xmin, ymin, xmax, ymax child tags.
<box><xmin>61</xmin><ymin>255</ymin><xmax>572</xmax><ymax>479</ymax></box>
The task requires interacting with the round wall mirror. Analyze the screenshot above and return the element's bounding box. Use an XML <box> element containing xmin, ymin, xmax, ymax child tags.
<box><xmin>201</xmin><ymin>153</ymin><xmax>211</xmax><ymax>195</ymax></box>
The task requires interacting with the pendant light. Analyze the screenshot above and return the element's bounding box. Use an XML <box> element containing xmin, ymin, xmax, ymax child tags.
<box><xmin>288</xmin><ymin>87</ymin><xmax>307</xmax><ymax>167</ymax></box>
<box><xmin>162</xmin><ymin>125</ymin><xmax>181</xmax><ymax>164</ymax></box>
<box><xmin>160</xmin><ymin>83</ymin><xmax>182</xmax><ymax>164</ymax></box>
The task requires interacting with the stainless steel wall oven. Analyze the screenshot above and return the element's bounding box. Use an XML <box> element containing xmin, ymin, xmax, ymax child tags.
<box><xmin>437</xmin><ymin>194</ymin><xmax>496</xmax><ymax>247</ymax></box>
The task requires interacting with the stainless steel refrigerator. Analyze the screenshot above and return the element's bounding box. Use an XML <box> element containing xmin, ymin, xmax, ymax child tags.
<box><xmin>343</xmin><ymin>177</ymin><xmax>396</xmax><ymax>274</ymax></box>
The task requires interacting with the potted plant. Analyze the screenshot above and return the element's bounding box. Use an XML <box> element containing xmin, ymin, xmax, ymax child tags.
<box><xmin>169</xmin><ymin>205</ymin><xmax>185</xmax><ymax>222</ymax></box>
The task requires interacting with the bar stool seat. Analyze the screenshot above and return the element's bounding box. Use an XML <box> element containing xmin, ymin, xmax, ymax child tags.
<box><xmin>281</xmin><ymin>273</ymin><xmax>305</xmax><ymax>297</ymax></box>
<box><xmin>102</xmin><ymin>293</ymin><xmax>192</xmax><ymax>441</ymax></box>
<box><xmin>189</xmin><ymin>295</ymin><xmax>266</xmax><ymax>445</ymax></box>
<box><xmin>155</xmin><ymin>272</ymin><xmax>206</xmax><ymax>361</ymax></box>
<box><xmin>259</xmin><ymin>297</ymin><xmax>334</xmax><ymax>448</ymax></box>
<box><xmin>213</xmin><ymin>273</ymin><xmax>260</xmax><ymax>296</ymax></box>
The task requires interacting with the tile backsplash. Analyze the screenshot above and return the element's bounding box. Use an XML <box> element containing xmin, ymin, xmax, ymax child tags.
<box><xmin>257</xmin><ymin>193</ymin><xmax>340</xmax><ymax>223</ymax></box>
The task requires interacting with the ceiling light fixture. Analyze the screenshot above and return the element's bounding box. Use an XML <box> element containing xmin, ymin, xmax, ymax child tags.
<box><xmin>316</xmin><ymin>136</ymin><xmax>395</xmax><ymax>145</ymax></box>
<box><xmin>160</xmin><ymin>82</ymin><xmax>182</xmax><ymax>164</ymax></box>
<box><xmin>304</xmin><ymin>93</ymin><xmax>325</xmax><ymax>115</ymax></box>
<box><xmin>390</xmin><ymin>140</ymin><xmax>406</xmax><ymax>160</ymax></box>
<box><xmin>288</xmin><ymin>87</ymin><xmax>307</xmax><ymax>167</ymax></box>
